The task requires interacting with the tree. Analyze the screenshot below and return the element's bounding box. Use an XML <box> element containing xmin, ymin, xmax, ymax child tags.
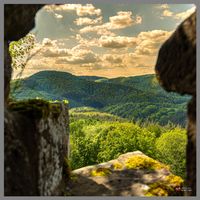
<box><xmin>9</xmin><ymin>33</ymin><xmax>35</xmax><ymax>71</ymax></box>
<box><xmin>155</xmin><ymin>128</ymin><xmax>187</xmax><ymax>178</ymax></box>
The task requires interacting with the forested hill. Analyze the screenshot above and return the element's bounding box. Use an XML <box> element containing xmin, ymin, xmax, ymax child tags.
<box><xmin>11</xmin><ymin>70</ymin><xmax>191</xmax><ymax>126</ymax></box>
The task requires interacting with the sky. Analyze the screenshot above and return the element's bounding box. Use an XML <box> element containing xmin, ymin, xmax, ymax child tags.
<box><xmin>12</xmin><ymin>3</ymin><xmax>196</xmax><ymax>79</ymax></box>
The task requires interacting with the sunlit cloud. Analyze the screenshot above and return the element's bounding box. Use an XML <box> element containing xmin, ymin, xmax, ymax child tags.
<box><xmin>79</xmin><ymin>25</ymin><xmax>116</xmax><ymax>36</ymax></box>
<box><xmin>79</xmin><ymin>11</ymin><xmax>142</xmax><ymax>36</ymax></box>
<box><xmin>55</xmin><ymin>45</ymin><xmax>100</xmax><ymax>65</ymax></box>
<box><xmin>108</xmin><ymin>11</ymin><xmax>142</xmax><ymax>29</ymax></box>
<box><xmin>54</xmin><ymin>13</ymin><xmax>63</xmax><ymax>19</ymax></box>
<box><xmin>160</xmin><ymin>4</ymin><xmax>170</xmax><ymax>9</ymax></box>
<box><xmin>42</xmin><ymin>48</ymin><xmax>70</xmax><ymax>57</ymax></box>
<box><xmin>44</xmin><ymin>4</ymin><xmax>102</xmax><ymax>16</ymax></box>
<box><xmin>13</xmin><ymin>28</ymin><xmax>172</xmax><ymax>79</ymax></box>
<box><xmin>174</xmin><ymin>6</ymin><xmax>196</xmax><ymax>20</ymax></box>
<box><xmin>158</xmin><ymin>4</ymin><xmax>196</xmax><ymax>21</ymax></box>
<box><xmin>136</xmin><ymin>30</ymin><xmax>172</xmax><ymax>55</ymax></box>
<box><xmin>103</xmin><ymin>54</ymin><xmax>123</xmax><ymax>64</ymax></box>
<box><xmin>162</xmin><ymin>10</ymin><xmax>173</xmax><ymax>17</ymax></box>
<box><xmin>13</xmin><ymin>3</ymin><xmax>194</xmax><ymax>79</ymax></box>
<box><xmin>74</xmin><ymin>16</ymin><xmax>102</xmax><ymax>26</ymax></box>
<box><xmin>42</xmin><ymin>38</ymin><xmax>57</xmax><ymax>46</ymax></box>
<box><xmin>99</xmin><ymin>35</ymin><xmax>137</xmax><ymax>48</ymax></box>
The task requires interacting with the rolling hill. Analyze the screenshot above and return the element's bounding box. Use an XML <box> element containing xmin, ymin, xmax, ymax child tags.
<box><xmin>10</xmin><ymin>70</ymin><xmax>191</xmax><ymax>126</ymax></box>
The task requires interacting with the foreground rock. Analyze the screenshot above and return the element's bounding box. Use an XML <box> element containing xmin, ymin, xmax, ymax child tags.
<box><xmin>67</xmin><ymin>151</ymin><xmax>183</xmax><ymax>196</ymax></box>
<box><xmin>4</xmin><ymin>99</ymin><xmax>70</xmax><ymax>195</ymax></box>
<box><xmin>4</xmin><ymin>5</ymin><xmax>71</xmax><ymax>196</ymax></box>
<box><xmin>155</xmin><ymin>11</ymin><xmax>196</xmax><ymax>195</ymax></box>
<box><xmin>4</xmin><ymin>4</ymin><xmax>44</xmax><ymax>104</ymax></box>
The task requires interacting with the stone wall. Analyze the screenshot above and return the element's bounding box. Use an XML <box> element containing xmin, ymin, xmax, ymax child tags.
<box><xmin>4</xmin><ymin>4</ymin><xmax>197</xmax><ymax>196</ymax></box>
<box><xmin>5</xmin><ymin>100</ymin><xmax>69</xmax><ymax>195</ymax></box>
<box><xmin>4</xmin><ymin>5</ymin><xmax>70</xmax><ymax>196</ymax></box>
<box><xmin>155</xmin><ymin>11</ymin><xmax>196</xmax><ymax>196</ymax></box>
<box><xmin>4</xmin><ymin>4</ymin><xmax>44</xmax><ymax>104</ymax></box>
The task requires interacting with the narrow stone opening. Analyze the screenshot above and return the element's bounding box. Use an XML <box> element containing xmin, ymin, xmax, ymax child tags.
<box><xmin>4</xmin><ymin>4</ymin><xmax>196</xmax><ymax>196</ymax></box>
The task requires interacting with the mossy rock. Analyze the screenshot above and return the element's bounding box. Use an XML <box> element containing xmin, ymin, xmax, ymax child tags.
<box><xmin>145</xmin><ymin>182</ymin><xmax>170</xmax><ymax>196</ymax></box>
<box><xmin>164</xmin><ymin>174</ymin><xmax>184</xmax><ymax>187</ymax></box>
<box><xmin>112</xmin><ymin>161</ymin><xmax>123</xmax><ymax>170</ymax></box>
<box><xmin>8</xmin><ymin>99</ymin><xmax>68</xmax><ymax>119</ymax></box>
<box><xmin>8</xmin><ymin>99</ymin><xmax>50</xmax><ymax>119</ymax></box>
<box><xmin>125</xmin><ymin>155</ymin><xmax>170</xmax><ymax>171</ymax></box>
<box><xmin>91</xmin><ymin>167</ymin><xmax>112</xmax><ymax>177</ymax></box>
<box><xmin>68</xmin><ymin>151</ymin><xmax>185</xmax><ymax>196</ymax></box>
<box><xmin>145</xmin><ymin>174</ymin><xmax>184</xmax><ymax>196</ymax></box>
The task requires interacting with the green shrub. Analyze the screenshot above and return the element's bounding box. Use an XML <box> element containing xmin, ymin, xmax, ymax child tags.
<box><xmin>69</xmin><ymin>110</ymin><xmax>187</xmax><ymax>182</ymax></box>
<box><xmin>155</xmin><ymin>128</ymin><xmax>187</xmax><ymax>178</ymax></box>
<box><xmin>70</xmin><ymin>121</ymin><xmax>160</xmax><ymax>170</ymax></box>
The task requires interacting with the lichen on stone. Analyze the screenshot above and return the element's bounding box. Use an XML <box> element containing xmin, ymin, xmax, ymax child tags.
<box><xmin>125</xmin><ymin>155</ymin><xmax>170</xmax><ymax>171</ymax></box>
<box><xmin>145</xmin><ymin>182</ymin><xmax>170</xmax><ymax>196</ymax></box>
<box><xmin>164</xmin><ymin>174</ymin><xmax>184</xmax><ymax>187</ymax></box>
<box><xmin>144</xmin><ymin>173</ymin><xmax>184</xmax><ymax>196</ymax></box>
<box><xmin>91</xmin><ymin>167</ymin><xmax>112</xmax><ymax>177</ymax></box>
<box><xmin>112</xmin><ymin>161</ymin><xmax>123</xmax><ymax>170</ymax></box>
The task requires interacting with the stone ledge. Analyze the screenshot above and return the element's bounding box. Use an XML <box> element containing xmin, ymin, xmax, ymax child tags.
<box><xmin>5</xmin><ymin>99</ymin><xmax>69</xmax><ymax>196</ymax></box>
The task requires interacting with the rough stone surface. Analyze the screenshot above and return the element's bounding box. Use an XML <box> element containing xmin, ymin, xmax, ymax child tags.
<box><xmin>155</xmin><ymin>11</ymin><xmax>196</xmax><ymax>196</ymax></box>
<box><xmin>67</xmin><ymin>151</ymin><xmax>183</xmax><ymax>196</ymax></box>
<box><xmin>4</xmin><ymin>100</ymin><xmax>69</xmax><ymax>196</ymax></box>
<box><xmin>4</xmin><ymin>4</ymin><xmax>44</xmax><ymax>104</ymax></box>
<box><xmin>4</xmin><ymin>4</ymin><xmax>71</xmax><ymax>196</ymax></box>
<box><xmin>4</xmin><ymin>40</ymin><xmax>12</xmax><ymax>105</ymax></box>
<box><xmin>4</xmin><ymin>4</ymin><xmax>44</xmax><ymax>41</ymax></box>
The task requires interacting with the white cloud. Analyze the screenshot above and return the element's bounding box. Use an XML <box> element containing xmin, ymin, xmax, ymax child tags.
<box><xmin>103</xmin><ymin>54</ymin><xmax>123</xmax><ymax>64</ymax></box>
<box><xmin>51</xmin><ymin>44</ymin><xmax>100</xmax><ymax>65</ymax></box>
<box><xmin>135</xmin><ymin>30</ymin><xmax>172</xmax><ymax>56</ymax></box>
<box><xmin>33</xmin><ymin>29</ymin><xmax>172</xmax><ymax>75</ymax></box>
<box><xmin>44</xmin><ymin>4</ymin><xmax>102</xmax><ymax>16</ymax></box>
<box><xmin>42</xmin><ymin>38</ymin><xmax>57</xmax><ymax>46</ymax></box>
<box><xmin>76</xmin><ymin>4</ymin><xmax>101</xmax><ymax>16</ymax></box>
<box><xmin>75</xmin><ymin>34</ymin><xmax>100</xmax><ymax>47</ymax></box>
<box><xmin>74</xmin><ymin>16</ymin><xmax>102</xmax><ymax>26</ymax></box>
<box><xmin>79</xmin><ymin>11</ymin><xmax>142</xmax><ymax>36</ymax></box>
<box><xmin>80</xmin><ymin>25</ymin><xmax>116</xmax><ymax>36</ymax></box>
<box><xmin>56</xmin><ymin>51</ymin><xmax>99</xmax><ymax>65</ymax></box>
<box><xmin>158</xmin><ymin>4</ymin><xmax>196</xmax><ymax>21</ymax></box>
<box><xmin>108</xmin><ymin>11</ymin><xmax>141</xmax><ymax>29</ymax></box>
<box><xmin>99</xmin><ymin>35</ymin><xmax>137</xmax><ymax>48</ymax></box>
<box><xmin>13</xmin><ymin>5</ymin><xmax>174</xmax><ymax>79</ymax></box>
<box><xmin>174</xmin><ymin>6</ymin><xmax>196</xmax><ymax>20</ymax></box>
<box><xmin>43</xmin><ymin>48</ymin><xmax>70</xmax><ymax>57</ymax></box>
<box><xmin>55</xmin><ymin>13</ymin><xmax>63</xmax><ymax>19</ymax></box>
<box><xmin>137</xmin><ymin>30</ymin><xmax>171</xmax><ymax>41</ymax></box>
<box><xmin>160</xmin><ymin>4</ymin><xmax>170</xmax><ymax>9</ymax></box>
<box><xmin>162</xmin><ymin>10</ymin><xmax>173</xmax><ymax>17</ymax></box>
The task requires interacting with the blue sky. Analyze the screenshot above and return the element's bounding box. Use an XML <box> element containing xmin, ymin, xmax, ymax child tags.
<box><xmin>13</xmin><ymin>3</ymin><xmax>196</xmax><ymax>78</ymax></box>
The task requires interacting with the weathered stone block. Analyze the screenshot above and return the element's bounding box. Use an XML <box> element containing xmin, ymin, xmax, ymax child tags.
<box><xmin>155</xmin><ymin>11</ymin><xmax>196</xmax><ymax>196</ymax></box>
<box><xmin>4</xmin><ymin>99</ymin><xmax>69</xmax><ymax>196</ymax></box>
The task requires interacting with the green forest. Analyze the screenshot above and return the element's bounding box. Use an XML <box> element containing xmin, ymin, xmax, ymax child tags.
<box><xmin>11</xmin><ymin>70</ymin><xmax>190</xmax><ymax>126</ymax></box>
<box><xmin>69</xmin><ymin>108</ymin><xmax>187</xmax><ymax>179</ymax></box>
<box><xmin>10</xmin><ymin>70</ymin><xmax>190</xmax><ymax>180</ymax></box>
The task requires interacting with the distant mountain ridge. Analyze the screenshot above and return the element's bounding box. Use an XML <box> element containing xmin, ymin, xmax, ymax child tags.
<box><xmin>11</xmin><ymin>70</ymin><xmax>191</xmax><ymax>126</ymax></box>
